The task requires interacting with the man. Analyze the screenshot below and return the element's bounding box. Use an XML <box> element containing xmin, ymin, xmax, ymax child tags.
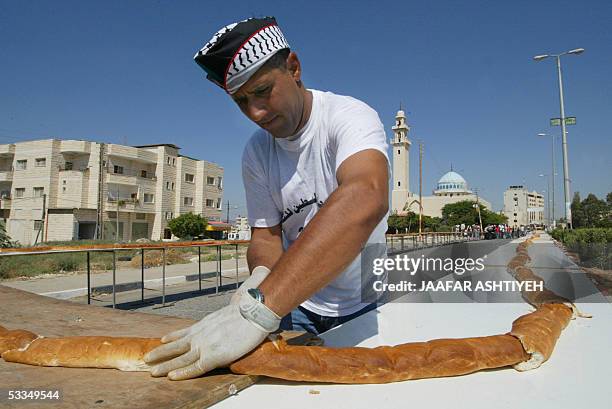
<box><xmin>145</xmin><ymin>16</ymin><xmax>389</xmax><ymax>381</ymax></box>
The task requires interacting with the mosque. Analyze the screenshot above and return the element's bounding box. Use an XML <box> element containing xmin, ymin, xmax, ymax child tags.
<box><xmin>390</xmin><ymin>108</ymin><xmax>491</xmax><ymax>218</ymax></box>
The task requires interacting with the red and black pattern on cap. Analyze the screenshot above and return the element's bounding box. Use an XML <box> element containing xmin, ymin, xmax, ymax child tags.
<box><xmin>194</xmin><ymin>17</ymin><xmax>290</xmax><ymax>93</ymax></box>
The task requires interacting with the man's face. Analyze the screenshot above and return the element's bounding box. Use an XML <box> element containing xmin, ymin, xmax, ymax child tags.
<box><xmin>231</xmin><ymin>56</ymin><xmax>303</xmax><ymax>138</ymax></box>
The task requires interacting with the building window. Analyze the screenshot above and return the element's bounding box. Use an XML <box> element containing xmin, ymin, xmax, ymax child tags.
<box><xmin>34</xmin><ymin>220</ymin><xmax>43</xmax><ymax>230</ymax></box>
<box><xmin>165</xmin><ymin>211</ymin><xmax>173</xmax><ymax>220</ymax></box>
<box><xmin>113</xmin><ymin>165</ymin><xmax>124</xmax><ymax>174</ymax></box>
<box><xmin>397</xmin><ymin>181</ymin><xmax>401</xmax><ymax>187</ymax></box>
<box><xmin>184</xmin><ymin>197</ymin><xmax>194</xmax><ymax>206</ymax></box>
<box><xmin>185</xmin><ymin>173</ymin><xmax>194</xmax><ymax>183</ymax></box>
<box><xmin>207</xmin><ymin>176</ymin><xmax>215</xmax><ymax>185</ymax></box>
<box><xmin>33</xmin><ymin>187</ymin><xmax>44</xmax><ymax>197</ymax></box>
<box><xmin>135</xmin><ymin>213</ymin><xmax>146</xmax><ymax>220</ymax></box>
<box><xmin>16</xmin><ymin>160</ymin><xmax>27</xmax><ymax>170</ymax></box>
<box><xmin>140</xmin><ymin>170</ymin><xmax>147</xmax><ymax>178</ymax></box>
<box><xmin>171</xmin><ymin>182</ymin><xmax>175</xmax><ymax>190</ymax></box>
<box><xmin>15</xmin><ymin>188</ymin><xmax>25</xmax><ymax>198</ymax></box>
<box><xmin>62</xmin><ymin>186</ymin><xmax>66</xmax><ymax>193</ymax></box>
<box><xmin>143</xmin><ymin>193</ymin><xmax>154</xmax><ymax>203</ymax></box>
<box><xmin>167</xmin><ymin>156</ymin><xmax>171</xmax><ymax>165</ymax></box>
<box><xmin>166</xmin><ymin>181</ymin><xmax>171</xmax><ymax>190</ymax></box>
<box><xmin>172</xmin><ymin>157</ymin><xmax>176</xmax><ymax>166</ymax></box>
<box><xmin>64</xmin><ymin>162</ymin><xmax>73</xmax><ymax>170</ymax></box>
<box><xmin>35</xmin><ymin>158</ymin><xmax>46</xmax><ymax>167</ymax></box>
<box><xmin>216</xmin><ymin>198</ymin><xmax>222</xmax><ymax>209</ymax></box>
<box><xmin>217</xmin><ymin>176</ymin><xmax>223</xmax><ymax>189</ymax></box>
<box><xmin>206</xmin><ymin>199</ymin><xmax>214</xmax><ymax>207</ymax></box>
<box><xmin>397</xmin><ymin>149</ymin><xmax>400</xmax><ymax>155</ymax></box>
<box><xmin>108</xmin><ymin>211</ymin><xmax>117</xmax><ymax>219</ymax></box>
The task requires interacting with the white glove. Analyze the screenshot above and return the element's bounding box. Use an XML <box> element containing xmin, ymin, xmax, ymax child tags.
<box><xmin>230</xmin><ymin>265</ymin><xmax>271</xmax><ymax>305</ymax></box>
<box><xmin>144</xmin><ymin>290</ymin><xmax>280</xmax><ymax>380</ymax></box>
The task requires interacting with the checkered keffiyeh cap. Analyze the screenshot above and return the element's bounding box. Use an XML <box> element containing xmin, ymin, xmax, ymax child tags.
<box><xmin>194</xmin><ymin>17</ymin><xmax>290</xmax><ymax>94</ymax></box>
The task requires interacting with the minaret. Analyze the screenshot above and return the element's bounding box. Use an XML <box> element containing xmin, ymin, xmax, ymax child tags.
<box><xmin>391</xmin><ymin>107</ymin><xmax>412</xmax><ymax>213</ymax></box>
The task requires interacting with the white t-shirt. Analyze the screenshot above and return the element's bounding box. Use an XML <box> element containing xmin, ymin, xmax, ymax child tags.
<box><xmin>242</xmin><ymin>89</ymin><xmax>389</xmax><ymax>317</ymax></box>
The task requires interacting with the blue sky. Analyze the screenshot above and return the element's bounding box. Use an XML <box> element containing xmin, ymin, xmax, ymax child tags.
<box><xmin>1</xmin><ymin>0</ymin><xmax>611</xmax><ymax>219</ymax></box>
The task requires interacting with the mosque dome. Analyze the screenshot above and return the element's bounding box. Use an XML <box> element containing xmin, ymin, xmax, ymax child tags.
<box><xmin>435</xmin><ymin>171</ymin><xmax>470</xmax><ymax>193</ymax></box>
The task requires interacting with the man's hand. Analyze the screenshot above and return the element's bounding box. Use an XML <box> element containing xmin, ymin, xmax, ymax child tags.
<box><xmin>144</xmin><ymin>292</ymin><xmax>280</xmax><ymax>380</ymax></box>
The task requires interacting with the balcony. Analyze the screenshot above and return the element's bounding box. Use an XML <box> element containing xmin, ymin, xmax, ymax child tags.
<box><xmin>106</xmin><ymin>195</ymin><xmax>138</xmax><ymax>211</ymax></box>
<box><xmin>59</xmin><ymin>164</ymin><xmax>89</xmax><ymax>173</ymax></box>
<box><xmin>106</xmin><ymin>167</ymin><xmax>157</xmax><ymax>186</ymax></box>
<box><xmin>60</xmin><ymin>140</ymin><xmax>91</xmax><ymax>154</ymax></box>
<box><xmin>106</xmin><ymin>145</ymin><xmax>157</xmax><ymax>164</ymax></box>
<box><xmin>0</xmin><ymin>144</ymin><xmax>16</xmax><ymax>156</ymax></box>
<box><xmin>0</xmin><ymin>197</ymin><xmax>11</xmax><ymax>209</ymax></box>
<box><xmin>105</xmin><ymin>197</ymin><xmax>155</xmax><ymax>213</ymax></box>
<box><xmin>0</xmin><ymin>167</ymin><xmax>13</xmax><ymax>182</ymax></box>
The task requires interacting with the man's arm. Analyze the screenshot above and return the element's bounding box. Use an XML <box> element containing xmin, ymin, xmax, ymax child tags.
<box><xmin>258</xmin><ymin>149</ymin><xmax>388</xmax><ymax>316</ymax></box>
<box><xmin>246</xmin><ymin>225</ymin><xmax>284</xmax><ymax>271</ymax></box>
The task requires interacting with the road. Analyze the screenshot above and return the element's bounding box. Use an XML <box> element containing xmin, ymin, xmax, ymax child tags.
<box><xmin>14</xmin><ymin>233</ymin><xmax>608</xmax><ymax>322</ymax></box>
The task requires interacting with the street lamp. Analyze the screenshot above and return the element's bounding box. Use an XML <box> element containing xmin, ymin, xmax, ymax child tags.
<box><xmin>533</xmin><ymin>48</ymin><xmax>584</xmax><ymax>229</ymax></box>
<box><xmin>539</xmin><ymin>174</ymin><xmax>551</xmax><ymax>227</ymax></box>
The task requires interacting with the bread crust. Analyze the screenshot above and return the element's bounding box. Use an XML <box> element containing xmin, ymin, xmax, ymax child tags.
<box><xmin>0</xmin><ymin>234</ymin><xmax>587</xmax><ymax>382</ymax></box>
<box><xmin>2</xmin><ymin>336</ymin><xmax>162</xmax><ymax>372</ymax></box>
<box><xmin>229</xmin><ymin>334</ymin><xmax>529</xmax><ymax>383</ymax></box>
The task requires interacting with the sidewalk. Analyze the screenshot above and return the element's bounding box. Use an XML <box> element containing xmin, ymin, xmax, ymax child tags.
<box><xmin>1</xmin><ymin>257</ymin><xmax>249</xmax><ymax>299</ymax></box>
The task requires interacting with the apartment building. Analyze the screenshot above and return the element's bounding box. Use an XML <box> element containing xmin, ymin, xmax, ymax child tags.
<box><xmin>502</xmin><ymin>185</ymin><xmax>545</xmax><ymax>227</ymax></box>
<box><xmin>228</xmin><ymin>216</ymin><xmax>251</xmax><ymax>240</ymax></box>
<box><xmin>0</xmin><ymin>139</ymin><xmax>223</xmax><ymax>245</ymax></box>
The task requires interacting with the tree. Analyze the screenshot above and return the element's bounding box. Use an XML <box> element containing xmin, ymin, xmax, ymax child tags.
<box><xmin>167</xmin><ymin>213</ymin><xmax>208</xmax><ymax>240</ymax></box>
<box><xmin>441</xmin><ymin>200</ymin><xmax>480</xmax><ymax>227</ymax></box>
<box><xmin>581</xmin><ymin>193</ymin><xmax>609</xmax><ymax>228</ymax></box>
<box><xmin>481</xmin><ymin>209</ymin><xmax>507</xmax><ymax>225</ymax></box>
<box><xmin>0</xmin><ymin>220</ymin><xmax>17</xmax><ymax>248</ymax></box>
<box><xmin>571</xmin><ymin>192</ymin><xmax>584</xmax><ymax>228</ymax></box>
<box><xmin>387</xmin><ymin>212</ymin><xmax>421</xmax><ymax>233</ymax></box>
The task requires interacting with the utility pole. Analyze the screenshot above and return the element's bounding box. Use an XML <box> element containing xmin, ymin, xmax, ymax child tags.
<box><xmin>556</xmin><ymin>55</ymin><xmax>572</xmax><ymax>229</ymax></box>
<box><xmin>418</xmin><ymin>141</ymin><xmax>423</xmax><ymax>236</ymax></box>
<box><xmin>474</xmin><ymin>188</ymin><xmax>483</xmax><ymax>233</ymax></box>
<box><xmin>96</xmin><ymin>143</ymin><xmax>105</xmax><ymax>240</ymax></box>
<box><xmin>550</xmin><ymin>136</ymin><xmax>555</xmax><ymax>228</ymax></box>
<box><xmin>226</xmin><ymin>200</ymin><xmax>230</xmax><ymax>223</ymax></box>
<box><xmin>34</xmin><ymin>194</ymin><xmax>47</xmax><ymax>245</ymax></box>
<box><xmin>42</xmin><ymin>193</ymin><xmax>47</xmax><ymax>242</ymax></box>
<box><xmin>116</xmin><ymin>185</ymin><xmax>120</xmax><ymax>241</ymax></box>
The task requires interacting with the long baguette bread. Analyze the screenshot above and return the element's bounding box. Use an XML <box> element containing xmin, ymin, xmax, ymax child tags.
<box><xmin>0</xmin><ymin>303</ymin><xmax>568</xmax><ymax>382</ymax></box>
<box><xmin>0</xmin><ymin>234</ymin><xmax>587</xmax><ymax>383</ymax></box>
<box><xmin>229</xmin><ymin>334</ymin><xmax>529</xmax><ymax>383</ymax></box>
<box><xmin>2</xmin><ymin>336</ymin><xmax>162</xmax><ymax>372</ymax></box>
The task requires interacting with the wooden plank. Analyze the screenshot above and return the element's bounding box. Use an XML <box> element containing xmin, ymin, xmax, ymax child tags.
<box><xmin>0</xmin><ymin>285</ymin><xmax>320</xmax><ymax>408</ymax></box>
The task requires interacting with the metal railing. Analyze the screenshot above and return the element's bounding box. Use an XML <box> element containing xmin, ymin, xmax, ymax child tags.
<box><xmin>107</xmin><ymin>167</ymin><xmax>157</xmax><ymax>180</ymax></box>
<box><xmin>0</xmin><ymin>233</ymin><xmax>480</xmax><ymax>310</ymax></box>
<box><xmin>385</xmin><ymin>231</ymin><xmax>482</xmax><ymax>254</ymax></box>
<box><xmin>0</xmin><ymin>240</ymin><xmax>249</xmax><ymax>309</ymax></box>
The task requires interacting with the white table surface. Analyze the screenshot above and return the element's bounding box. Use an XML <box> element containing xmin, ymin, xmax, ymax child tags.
<box><xmin>214</xmin><ymin>300</ymin><xmax>612</xmax><ymax>409</ymax></box>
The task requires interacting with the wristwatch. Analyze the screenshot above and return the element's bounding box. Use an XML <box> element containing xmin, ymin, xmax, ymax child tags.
<box><xmin>240</xmin><ymin>287</ymin><xmax>280</xmax><ymax>333</ymax></box>
<box><xmin>247</xmin><ymin>288</ymin><xmax>265</xmax><ymax>304</ymax></box>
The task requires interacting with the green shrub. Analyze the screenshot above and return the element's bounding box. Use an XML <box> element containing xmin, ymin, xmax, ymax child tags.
<box><xmin>551</xmin><ymin>227</ymin><xmax>611</xmax><ymax>269</ymax></box>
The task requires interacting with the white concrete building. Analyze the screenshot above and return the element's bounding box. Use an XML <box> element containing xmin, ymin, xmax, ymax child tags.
<box><xmin>0</xmin><ymin>139</ymin><xmax>223</xmax><ymax>245</ymax></box>
<box><xmin>229</xmin><ymin>216</ymin><xmax>251</xmax><ymax>240</ymax></box>
<box><xmin>390</xmin><ymin>109</ymin><xmax>414</xmax><ymax>213</ymax></box>
<box><xmin>503</xmin><ymin>185</ymin><xmax>545</xmax><ymax>227</ymax></box>
<box><xmin>404</xmin><ymin>170</ymin><xmax>492</xmax><ymax>218</ymax></box>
